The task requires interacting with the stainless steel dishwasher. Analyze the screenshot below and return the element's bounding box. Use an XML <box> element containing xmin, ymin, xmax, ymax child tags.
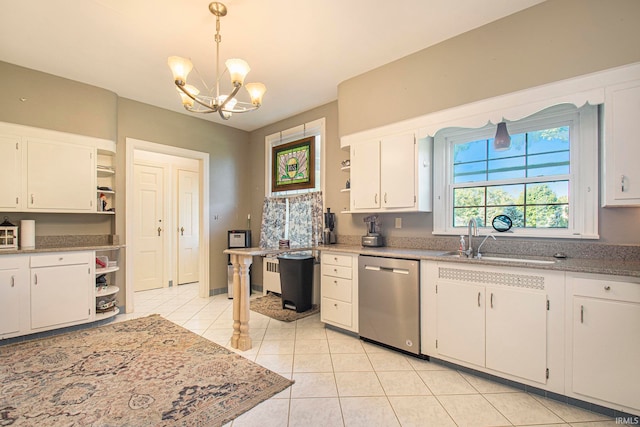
<box><xmin>358</xmin><ymin>255</ymin><xmax>420</xmax><ymax>355</ymax></box>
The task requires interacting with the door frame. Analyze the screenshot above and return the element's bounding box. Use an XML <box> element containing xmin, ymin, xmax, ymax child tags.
<box><xmin>125</xmin><ymin>138</ymin><xmax>210</xmax><ymax>313</ymax></box>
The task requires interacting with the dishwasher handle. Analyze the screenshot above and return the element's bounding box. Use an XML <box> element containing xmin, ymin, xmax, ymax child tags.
<box><xmin>364</xmin><ymin>265</ymin><xmax>409</xmax><ymax>275</ymax></box>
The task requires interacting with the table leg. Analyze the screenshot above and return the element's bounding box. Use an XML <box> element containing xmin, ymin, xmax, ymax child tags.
<box><xmin>230</xmin><ymin>254</ymin><xmax>253</xmax><ymax>351</ymax></box>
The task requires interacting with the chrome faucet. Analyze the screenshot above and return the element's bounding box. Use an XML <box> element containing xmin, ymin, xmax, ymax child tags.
<box><xmin>466</xmin><ymin>218</ymin><xmax>479</xmax><ymax>258</ymax></box>
<box><xmin>476</xmin><ymin>234</ymin><xmax>496</xmax><ymax>258</ymax></box>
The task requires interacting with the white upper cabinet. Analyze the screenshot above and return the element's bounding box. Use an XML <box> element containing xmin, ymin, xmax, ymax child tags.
<box><xmin>347</xmin><ymin>131</ymin><xmax>432</xmax><ymax>213</ymax></box>
<box><xmin>26</xmin><ymin>138</ymin><xmax>96</xmax><ymax>212</ymax></box>
<box><xmin>602</xmin><ymin>80</ymin><xmax>640</xmax><ymax>206</ymax></box>
<box><xmin>0</xmin><ymin>122</ymin><xmax>113</xmax><ymax>213</ymax></box>
<box><xmin>0</xmin><ymin>135</ymin><xmax>21</xmax><ymax>211</ymax></box>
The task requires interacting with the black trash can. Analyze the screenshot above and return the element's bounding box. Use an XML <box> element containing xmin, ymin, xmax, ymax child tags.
<box><xmin>278</xmin><ymin>254</ymin><xmax>314</xmax><ymax>312</ymax></box>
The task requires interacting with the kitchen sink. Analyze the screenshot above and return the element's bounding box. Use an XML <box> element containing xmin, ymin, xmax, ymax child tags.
<box><xmin>439</xmin><ymin>252</ymin><xmax>556</xmax><ymax>265</ymax></box>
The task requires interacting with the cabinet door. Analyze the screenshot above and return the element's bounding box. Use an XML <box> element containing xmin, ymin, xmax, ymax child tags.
<box><xmin>0</xmin><ymin>135</ymin><xmax>21</xmax><ymax>210</ymax></box>
<box><xmin>436</xmin><ymin>281</ymin><xmax>485</xmax><ymax>366</ymax></box>
<box><xmin>350</xmin><ymin>140</ymin><xmax>380</xmax><ymax>210</ymax></box>
<box><xmin>572</xmin><ymin>296</ymin><xmax>640</xmax><ymax>410</ymax></box>
<box><xmin>26</xmin><ymin>138</ymin><xmax>95</xmax><ymax>211</ymax></box>
<box><xmin>380</xmin><ymin>133</ymin><xmax>416</xmax><ymax>208</ymax></box>
<box><xmin>486</xmin><ymin>286</ymin><xmax>547</xmax><ymax>383</ymax></box>
<box><xmin>31</xmin><ymin>264</ymin><xmax>91</xmax><ymax>329</ymax></box>
<box><xmin>603</xmin><ymin>81</ymin><xmax>640</xmax><ymax>206</ymax></box>
<box><xmin>0</xmin><ymin>268</ymin><xmax>22</xmax><ymax>335</ymax></box>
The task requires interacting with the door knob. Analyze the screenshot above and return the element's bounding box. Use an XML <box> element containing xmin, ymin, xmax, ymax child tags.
<box><xmin>180</xmin><ymin>226</ymin><xmax>185</xmax><ymax>236</ymax></box>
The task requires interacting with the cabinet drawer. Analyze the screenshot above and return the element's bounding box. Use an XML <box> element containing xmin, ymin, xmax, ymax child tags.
<box><xmin>30</xmin><ymin>252</ymin><xmax>91</xmax><ymax>268</ymax></box>
<box><xmin>571</xmin><ymin>276</ymin><xmax>640</xmax><ymax>303</ymax></box>
<box><xmin>322</xmin><ymin>275</ymin><xmax>352</xmax><ymax>302</ymax></box>
<box><xmin>321</xmin><ymin>264</ymin><xmax>352</xmax><ymax>280</ymax></box>
<box><xmin>321</xmin><ymin>297</ymin><xmax>353</xmax><ymax>328</ymax></box>
<box><xmin>321</xmin><ymin>252</ymin><xmax>352</xmax><ymax>267</ymax></box>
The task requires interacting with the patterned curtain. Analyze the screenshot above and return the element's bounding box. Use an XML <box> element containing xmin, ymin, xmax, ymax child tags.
<box><xmin>288</xmin><ymin>191</ymin><xmax>323</xmax><ymax>248</ymax></box>
<box><xmin>259</xmin><ymin>196</ymin><xmax>287</xmax><ymax>248</ymax></box>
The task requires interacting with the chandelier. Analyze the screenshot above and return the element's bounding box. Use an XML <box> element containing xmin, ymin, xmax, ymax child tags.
<box><xmin>167</xmin><ymin>2</ymin><xmax>266</xmax><ymax>120</ymax></box>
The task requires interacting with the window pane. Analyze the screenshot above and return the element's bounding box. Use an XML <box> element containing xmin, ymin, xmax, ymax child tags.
<box><xmin>527</xmin><ymin>127</ymin><xmax>570</xmax><ymax>155</ymax></box>
<box><xmin>454</xmin><ymin>187</ymin><xmax>485</xmax><ymax>207</ymax></box>
<box><xmin>454</xmin><ymin>140</ymin><xmax>487</xmax><ymax>164</ymax></box>
<box><xmin>525</xmin><ymin>181</ymin><xmax>569</xmax><ymax>205</ymax></box>
<box><xmin>489</xmin><ymin>132</ymin><xmax>526</xmax><ymax>159</ymax></box>
<box><xmin>525</xmin><ymin>205</ymin><xmax>569</xmax><ymax>228</ymax></box>
<box><xmin>487</xmin><ymin>157</ymin><xmax>526</xmax><ymax>180</ymax></box>
<box><xmin>454</xmin><ymin>207</ymin><xmax>485</xmax><ymax>227</ymax></box>
<box><xmin>487</xmin><ymin>206</ymin><xmax>524</xmax><ymax>228</ymax></box>
<box><xmin>527</xmin><ymin>152</ymin><xmax>570</xmax><ymax>177</ymax></box>
<box><xmin>487</xmin><ymin>184</ymin><xmax>523</xmax><ymax>206</ymax></box>
<box><xmin>454</xmin><ymin>161</ymin><xmax>487</xmax><ymax>183</ymax></box>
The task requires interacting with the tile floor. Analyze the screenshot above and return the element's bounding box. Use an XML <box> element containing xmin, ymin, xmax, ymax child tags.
<box><xmin>117</xmin><ymin>283</ymin><xmax>619</xmax><ymax>427</ymax></box>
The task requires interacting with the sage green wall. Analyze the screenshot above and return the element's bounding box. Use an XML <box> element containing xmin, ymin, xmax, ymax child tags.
<box><xmin>336</xmin><ymin>0</ymin><xmax>640</xmax><ymax>245</ymax></box>
<box><xmin>116</xmin><ymin>99</ymin><xmax>251</xmax><ymax>294</ymax></box>
<box><xmin>338</xmin><ymin>0</ymin><xmax>640</xmax><ymax>136</ymax></box>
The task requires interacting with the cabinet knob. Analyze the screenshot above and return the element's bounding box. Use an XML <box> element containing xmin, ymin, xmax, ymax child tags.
<box><xmin>334</xmin><ymin>303</ymin><xmax>338</xmax><ymax>307</ymax></box>
<box><xmin>604</xmin><ymin>285</ymin><xmax>611</xmax><ymax>291</ymax></box>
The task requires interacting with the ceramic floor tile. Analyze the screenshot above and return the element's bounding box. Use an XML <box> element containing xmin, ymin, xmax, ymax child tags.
<box><xmin>405</xmin><ymin>357</ymin><xmax>450</xmax><ymax>371</ymax></box>
<box><xmin>335</xmin><ymin>371</ymin><xmax>385</xmax><ymax>397</ymax></box>
<box><xmin>288</xmin><ymin>398</ymin><xmax>344</xmax><ymax>427</ymax></box>
<box><xmin>293</xmin><ymin>353</ymin><xmax>333</xmax><ymax>373</ymax></box>
<box><xmin>484</xmin><ymin>392</ymin><xmax>565</xmax><ymax>425</ymax></box>
<box><xmin>258</xmin><ymin>340</ymin><xmax>295</xmax><ymax>355</ymax></box>
<box><xmin>290</xmin><ymin>372</ymin><xmax>338</xmax><ymax>398</ymax></box>
<box><xmin>366</xmin><ymin>351</ymin><xmax>414</xmax><ymax>371</ymax></box>
<box><xmin>531</xmin><ymin>395</ymin><xmax>612</xmax><ymax>423</ymax></box>
<box><xmin>418</xmin><ymin>370</ymin><xmax>477</xmax><ymax>395</ymax></box>
<box><xmin>254</xmin><ymin>354</ymin><xmax>294</xmax><ymax>374</ymax></box>
<box><xmin>388</xmin><ymin>396</ymin><xmax>457</xmax><ymax>427</ymax></box>
<box><xmin>459</xmin><ymin>371</ymin><xmax>520</xmax><ymax>394</ymax></box>
<box><xmin>294</xmin><ymin>339</ymin><xmax>330</xmax><ymax>354</ymax></box>
<box><xmin>230</xmin><ymin>397</ymin><xmax>290</xmax><ymax>427</ymax></box>
<box><xmin>438</xmin><ymin>394</ymin><xmax>511</xmax><ymax>427</ymax></box>
<box><xmin>340</xmin><ymin>397</ymin><xmax>400</xmax><ymax>427</ymax></box>
<box><xmin>331</xmin><ymin>353</ymin><xmax>374</xmax><ymax>372</ymax></box>
<box><xmin>376</xmin><ymin>371</ymin><xmax>432</xmax><ymax>396</ymax></box>
<box><xmin>327</xmin><ymin>339</ymin><xmax>365</xmax><ymax>354</ymax></box>
<box><xmin>295</xmin><ymin>328</ymin><xmax>327</xmax><ymax>340</ymax></box>
<box><xmin>295</xmin><ymin>315</ymin><xmax>325</xmax><ymax>329</ymax></box>
<box><xmin>264</xmin><ymin>328</ymin><xmax>297</xmax><ymax>340</ymax></box>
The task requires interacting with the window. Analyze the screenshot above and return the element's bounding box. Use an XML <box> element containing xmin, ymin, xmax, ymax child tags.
<box><xmin>433</xmin><ymin>105</ymin><xmax>599</xmax><ymax>238</ymax></box>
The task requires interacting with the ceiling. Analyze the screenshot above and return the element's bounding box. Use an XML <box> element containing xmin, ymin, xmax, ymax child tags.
<box><xmin>0</xmin><ymin>0</ymin><xmax>545</xmax><ymax>132</ymax></box>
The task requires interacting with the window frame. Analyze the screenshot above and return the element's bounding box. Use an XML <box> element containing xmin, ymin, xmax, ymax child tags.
<box><xmin>433</xmin><ymin>104</ymin><xmax>599</xmax><ymax>239</ymax></box>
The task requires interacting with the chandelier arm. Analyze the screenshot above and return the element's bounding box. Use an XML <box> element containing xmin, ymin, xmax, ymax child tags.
<box><xmin>175</xmin><ymin>82</ymin><xmax>219</xmax><ymax>112</ymax></box>
<box><xmin>218</xmin><ymin>83</ymin><xmax>242</xmax><ymax>111</ymax></box>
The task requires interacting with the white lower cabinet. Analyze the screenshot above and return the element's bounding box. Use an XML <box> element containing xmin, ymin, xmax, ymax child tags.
<box><xmin>0</xmin><ymin>256</ymin><xmax>29</xmax><ymax>337</ymax></box>
<box><xmin>320</xmin><ymin>251</ymin><xmax>358</xmax><ymax>332</ymax></box>
<box><xmin>567</xmin><ymin>273</ymin><xmax>640</xmax><ymax>414</ymax></box>
<box><xmin>423</xmin><ymin>261</ymin><xmax>565</xmax><ymax>390</ymax></box>
<box><xmin>30</xmin><ymin>252</ymin><xmax>93</xmax><ymax>330</ymax></box>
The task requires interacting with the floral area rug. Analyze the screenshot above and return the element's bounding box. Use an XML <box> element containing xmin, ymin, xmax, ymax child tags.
<box><xmin>0</xmin><ymin>314</ymin><xmax>293</xmax><ymax>426</ymax></box>
<box><xmin>250</xmin><ymin>293</ymin><xmax>320</xmax><ymax>322</ymax></box>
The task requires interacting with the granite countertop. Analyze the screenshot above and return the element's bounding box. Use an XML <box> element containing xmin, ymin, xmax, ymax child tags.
<box><xmin>0</xmin><ymin>244</ymin><xmax>124</xmax><ymax>255</ymax></box>
<box><xmin>316</xmin><ymin>244</ymin><xmax>640</xmax><ymax>279</ymax></box>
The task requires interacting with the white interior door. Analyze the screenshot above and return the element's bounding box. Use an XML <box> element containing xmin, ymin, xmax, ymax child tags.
<box><xmin>133</xmin><ymin>163</ymin><xmax>165</xmax><ymax>291</ymax></box>
<box><xmin>178</xmin><ymin>169</ymin><xmax>199</xmax><ymax>284</ymax></box>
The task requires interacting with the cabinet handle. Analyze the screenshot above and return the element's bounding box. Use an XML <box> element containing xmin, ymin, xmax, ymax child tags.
<box><xmin>180</xmin><ymin>226</ymin><xmax>185</xmax><ymax>236</ymax></box>
<box><xmin>621</xmin><ymin>174</ymin><xmax>625</xmax><ymax>192</ymax></box>
<box><xmin>11</xmin><ymin>275</ymin><xmax>15</xmax><ymax>287</ymax></box>
<box><xmin>604</xmin><ymin>285</ymin><xmax>611</xmax><ymax>291</ymax></box>
<box><xmin>477</xmin><ymin>292</ymin><xmax>481</xmax><ymax>307</ymax></box>
<box><xmin>580</xmin><ymin>305</ymin><xmax>584</xmax><ymax>323</ymax></box>
<box><xmin>490</xmin><ymin>293</ymin><xmax>494</xmax><ymax>308</ymax></box>
<box><xmin>34</xmin><ymin>273</ymin><xmax>38</xmax><ymax>285</ymax></box>
<box><xmin>375</xmin><ymin>193</ymin><xmax>378</xmax><ymax>204</ymax></box>
<box><xmin>157</xmin><ymin>227</ymin><xmax>162</xmax><ymax>236</ymax></box>
<box><xmin>31</xmin><ymin>194</ymin><xmax>34</xmax><ymax>204</ymax></box>
<box><xmin>384</xmin><ymin>192</ymin><xmax>387</xmax><ymax>204</ymax></box>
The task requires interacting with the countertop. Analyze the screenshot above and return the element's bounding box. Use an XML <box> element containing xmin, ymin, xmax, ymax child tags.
<box><xmin>316</xmin><ymin>244</ymin><xmax>640</xmax><ymax>278</ymax></box>
<box><xmin>0</xmin><ymin>244</ymin><xmax>124</xmax><ymax>255</ymax></box>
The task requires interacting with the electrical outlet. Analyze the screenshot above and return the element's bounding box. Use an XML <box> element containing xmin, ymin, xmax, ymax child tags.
<box><xmin>395</xmin><ymin>218</ymin><xmax>402</xmax><ymax>228</ymax></box>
